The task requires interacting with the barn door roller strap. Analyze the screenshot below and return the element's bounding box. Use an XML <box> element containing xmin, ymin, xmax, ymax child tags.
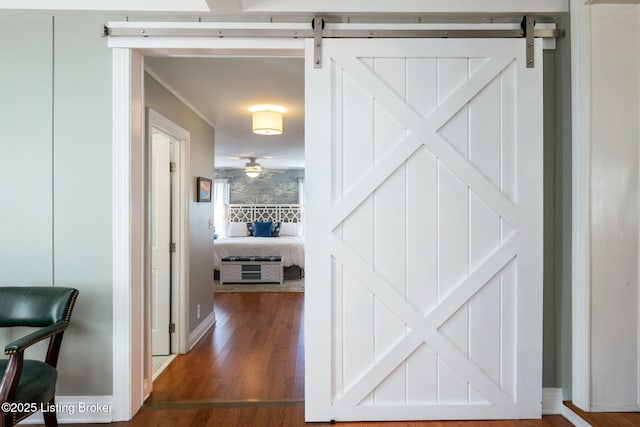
<box><xmin>312</xmin><ymin>17</ymin><xmax>324</xmax><ymax>69</ymax></box>
<box><xmin>523</xmin><ymin>15</ymin><xmax>536</xmax><ymax>68</ymax></box>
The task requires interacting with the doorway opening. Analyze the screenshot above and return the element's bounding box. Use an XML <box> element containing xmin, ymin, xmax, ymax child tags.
<box><xmin>145</xmin><ymin>108</ymin><xmax>191</xmax><ymax>392</ymax></box>
<box><xmin>123</xmin><ymin>47</ymin><xmax>304</xmax><ymax>412</ymax></box>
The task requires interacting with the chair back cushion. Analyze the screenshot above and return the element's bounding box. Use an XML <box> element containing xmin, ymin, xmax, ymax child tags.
<box><xmin>0</xmin><ymin>287</ymin><xmax>79</xmax><ymax>327</ymax></box>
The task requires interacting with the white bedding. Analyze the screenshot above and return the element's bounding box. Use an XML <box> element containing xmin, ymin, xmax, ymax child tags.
<box><xmin>213</xmin><ymin>236</ymin><xmax>305</xmax><ymax>269</ymax></box>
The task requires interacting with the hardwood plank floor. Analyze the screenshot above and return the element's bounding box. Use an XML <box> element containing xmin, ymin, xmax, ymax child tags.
<box><xmin>564</xmin><ymin>401</ymin><xmax>640</xmax><ymax>426</ymax></box>
<box><xmin>148</xmin><ymin>292</ymin><xmax>304</xmax><ymax>403</ymax></box>
<box><xmin>37</xmin><ymin>292</ymin><xmax>638</xmax><ymax>426</ymax></box>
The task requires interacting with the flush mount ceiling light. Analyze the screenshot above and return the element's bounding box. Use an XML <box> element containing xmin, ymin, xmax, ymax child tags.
<box><xmin>245</xmin><ymin>157</ymin><xmax>262</xmax><ymax>178</ymax></box>
<box><xmin>249</xmin><ymin>104</ymin><xmax>286</xmax><ymax>135</ymax></box>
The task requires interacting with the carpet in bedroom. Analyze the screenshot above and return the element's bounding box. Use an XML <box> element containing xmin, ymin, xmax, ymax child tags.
<box><xmin>213</xmin><ymin>278</ymin><xmax>304</xmax><ymax>293</ymax></box>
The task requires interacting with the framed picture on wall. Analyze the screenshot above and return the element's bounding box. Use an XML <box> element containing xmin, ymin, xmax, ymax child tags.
<box><xmin>197</xmin><ymin>177</ymin><xmax>212</xmax><ymax>202</ymax></box>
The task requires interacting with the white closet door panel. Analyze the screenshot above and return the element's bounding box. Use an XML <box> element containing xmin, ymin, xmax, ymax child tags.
<box><xmin>438</xmin><ymin>356</ymin><xmax>470</xmax><ymax>403</ymax></box>
<box><xmin>438</xmin><ymin>59</ymin><xmax>469</xmax><ymax>157</ymax></box>
<box><xmin>373</xmin><ymin>302</ymin><xmax>407</xmax><ymax>404</ymax></box>
<box><xmin>469</xmin><ymin>77</ymin><xmax>501</xmax><ymax>186</ymax></box>
<box><xmin>374</xmin><ymin>168</ymin><xmax>406</xmax><ymax>290</ymax></box>
<box><xmin>342</xmin><ymin>196</ymin><xmax>374</xmax><ymax>264</ymax></box>
<box><xmin>342</xmin><ymin>269</ymin><xmax>375</xmax><ymax>399</ymax></box>
<box><xmin>342</xmin><ymin>73</ymin><xmax>374</xmax><ymax>194</ymax></box>
<box><xmin>440</xmin><ymin>304</ymin><xmax>470</xmax><ymax>356</ymax></box>
<box><xmin>469</xmin><ymin>276</ymin><xmax>501</xmax><ymax>384</ymax></box>
<box><xmin>438</xmin><ymin>162</ymin><xmax>469</xmax><ymax>299</ymax></box>
<box><xmin>500</xmin><ymin>63</ymin><xmax>518</xmax><ymax>203</ymax></box>
<box><xmin>501</xmin><ymin>260</ymin><xmax>518</xmax><ymax>398</ymax></box>
<box><xmin>373</xmin><ymin>58</ymin><xmax>407</xmax><ymax>163</ymax></box>
<box><xmin>306</xmin><ymin>37</ymin><xmax>543</xmax><ymax>422</ymax></box>
<box><xmin>407</xmin><ymin>344</ymin><xmax>438</xmax><ymax>404</ymax></box>
<box><xmin>470</xmin><ymin>191</ymin><xmax>501</xmax><ymax>271</ymax></box>
<box><xmin>406</xmin><ymin>147</ymin><xmax>438</xmax><ymax>315</ymax></box>
<box><xmin>407</xmin><ymin>59</ymin><xmax>437</xmax><ymax>118</ymax></box>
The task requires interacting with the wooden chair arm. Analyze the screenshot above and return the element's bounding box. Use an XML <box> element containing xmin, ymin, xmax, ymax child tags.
<box><xmin>0</xmin><ymin>351</ymin><xmax>24</xmax><ymax>404</ymax></box>
<box><xmin>4</xmin><ymin>321</ymin><xmax>68</xmax><ymax>356</ymax></box>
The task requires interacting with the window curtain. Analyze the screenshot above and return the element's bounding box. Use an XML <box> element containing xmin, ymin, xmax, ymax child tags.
<box><xmin>213</xmin><ymin>179</ymin><xmax>230</xmax><ymax>238</ymax></box>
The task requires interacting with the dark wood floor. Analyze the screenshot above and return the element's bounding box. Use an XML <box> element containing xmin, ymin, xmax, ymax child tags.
<box><xmin>148</xmin><ymin>292</ymin><xmax>304</xmax><ymax>402</ymax></box>
<box><xmin>48</xmin><ymin>292</ymin><xmax>639</xmax><ymax>426</ymax></box>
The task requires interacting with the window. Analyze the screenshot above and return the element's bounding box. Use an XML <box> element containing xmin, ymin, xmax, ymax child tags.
<box><xmin>213</xmin><ymin>179</ymin><xmax>230</xmax><ymax>238</ymax></box>
<box><xmin>297</xmin><ymin>178</ymin><xmax>305</xmax><ymax>205</ymax></box>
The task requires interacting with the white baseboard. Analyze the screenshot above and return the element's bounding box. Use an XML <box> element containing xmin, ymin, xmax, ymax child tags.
<box><xmin>560</xmin><ymin>404</ymin><xmax>592</xmax><ymax>427</ymax></box>
<box><xmin>20</xmin><ymin>396</ymin><xmax>113</xmax><ymax>424</ymax></box>
<box><xmin>189</xmin><ymin>310</ymin><xmax>216</xmax><ymax>350</ymax></box>
<box><xmin>590</xmin><ymin>403</ymin><xmax>640</xmax><ymax>412</ymax></box>
<box><xmin>542</xmin><ymin>387</ymin><xmax>563</xmax><ymax>415</ymax></box>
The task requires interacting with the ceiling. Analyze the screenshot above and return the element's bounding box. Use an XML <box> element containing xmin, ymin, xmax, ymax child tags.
<box><xmin>145</xmin><ymin>56</ymin><xmax>305</xmax><ymax>169</ymax></box>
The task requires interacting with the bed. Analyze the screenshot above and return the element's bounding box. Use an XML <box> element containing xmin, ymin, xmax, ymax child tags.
<box><xmin>214</xmin><ymin>204</ymin><xmax>305</xmax><ymax>280</ymax></box>
<box><xmin>214</xmin><ymin>236</ymin><xmax>304</xmax><ymax>269</ymax></box>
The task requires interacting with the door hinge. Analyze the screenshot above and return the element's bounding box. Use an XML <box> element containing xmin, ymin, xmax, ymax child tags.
<box><xmin>170</xmin><ymin>162</ymin><xmax>176</xmax><ymax>173</ymax></box>
<box><xmin>170</xmin><ymin>243</ymin><xmax>176</xmax><ymax>253</ymax></box>
<box><xmin>169</xmin><ymin>323</ymin><xmax>176</xmax><ymax>334</ymax></box>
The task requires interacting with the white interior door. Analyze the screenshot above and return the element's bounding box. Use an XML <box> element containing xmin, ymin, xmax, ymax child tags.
<box><xmin>305</xmin><ymin>38</ymin><xmax>543</xmax><ymax>421</ymax></box>
<box><xmin>151</xmin><ymin>131</ymin><xmax>172</xmax><ymax>356</ymax></box>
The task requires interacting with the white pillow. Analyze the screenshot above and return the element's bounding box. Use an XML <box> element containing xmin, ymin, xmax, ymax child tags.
<box><xmin>227</xmin><ymin>222</ymin><xmax>248</xmax><ymax>237</ymax></box>
<box><xmin>280</xmin><ymin>222</ymin><xmax>299</xmax><ymax>236</ymax></box>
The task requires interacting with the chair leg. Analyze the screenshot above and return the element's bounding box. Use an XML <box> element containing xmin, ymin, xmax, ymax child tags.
<box><xmin>2</xmin><ymin>411</ymin><xmax>14</xmax><ymax>427</ymax></box>
<box><xmin>43</xmin><ymin>397</ymin><xmax>58</xmax><ymax>427</ymax></box>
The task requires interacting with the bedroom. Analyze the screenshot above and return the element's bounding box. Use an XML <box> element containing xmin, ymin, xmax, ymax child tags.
<box><xmin>145</xmin><ymin>56</ymin><xmax>305</xmax><ymax>292</ymax></box>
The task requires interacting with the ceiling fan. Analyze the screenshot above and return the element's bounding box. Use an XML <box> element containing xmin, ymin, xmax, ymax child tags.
<box><xmin>244</xmin><ymin>157</ymin><xmax>262</xmax><ymax>178</ymax></box>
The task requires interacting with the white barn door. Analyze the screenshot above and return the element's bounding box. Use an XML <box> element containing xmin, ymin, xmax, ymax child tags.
<box><xmin>305</xmin><ymin>38</ymin><xmax>543</xmax><ymax>422</ymax></box>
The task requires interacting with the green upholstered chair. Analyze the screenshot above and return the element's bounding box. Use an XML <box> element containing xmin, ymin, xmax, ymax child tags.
<box><xmin>0</xmin><ymin>287</ymin><xmax>79</xmax><ymax>427</ymax></box>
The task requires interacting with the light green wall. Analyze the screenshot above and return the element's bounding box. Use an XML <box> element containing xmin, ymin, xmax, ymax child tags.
<box><xmin>52</xmin><ymin>15</ymin><xmax>119</xmax><ymax>395</ymax></box>
<box><xmin>0</xmin><ymin>14</ymin><xmax>120</xmax><ymax>395</ymax></box>
<box><xmin>0</xmin><ymin>16</ymin><xmax>53</xmax><ymax>285</ymax></box>
<box><xmin>144</xmin><ymin>73</ymin><xmax>216</xmax><ymax>333</ymax></box>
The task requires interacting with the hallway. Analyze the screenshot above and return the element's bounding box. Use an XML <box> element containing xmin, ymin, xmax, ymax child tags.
<box><xmin>148</xmin><ymin>292</ymin><xmax>304</xmax><ymax>403</ymax></box>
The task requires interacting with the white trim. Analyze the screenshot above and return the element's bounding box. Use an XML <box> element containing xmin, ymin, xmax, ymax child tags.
<box><xmin>152</xmin><ymin>354</ymin><xmax>178</xmax><ymax>381</ymax></box>
<box><xmin>145</xmin><ymin>68</ymin><xmax>216</xmax><ymax>129</ymax></box>
<box><xmin>112</xmin><ymin>33</ymin><xmax>303</xmax><ymax>420</ymax></box>
<box><xmin>175</xmin><ymin>133</ymin><xmax>191</xmax><ymax>355</ymax></box>
<box><xmin>559</xmin><ymin>404</ymin><xmax>593</xmax><ymax>427</ymax></box>
<box><xmin>20</xmin><ymin>396</ymin><xmax>114</xmax><ymax>425</ymax></box>
<box><xmin>570</xmin><ymin>0</ymin><xmax>592</xmax><ymax>412</ymax></box>
<box><xmin>541</xmin><ymin>388</ymin><xmax>563</xmax><ymax>415</ymax></box>
<box><xmin>189</xmin><ymin>310</ymin><xmax>217</xmax><ymax>350</ymax></box>
<box><xmin>146</xmin><ymin>108</ymin><xmax>192</xmax><ymax>357</ymax></box>
<box><xmin>112</xmin><ymin>47</ymin><xmax>145</xmax><ymax>422</ymax></box>
<box><xmin>112</xmin><ymin>47</ymin><xmax>133</xmax><ymax>422</ymax></box>
<box><xmin>590</xmin><ymin>403</ymin><xmax>640</xmax><ymax>411</ymax></box>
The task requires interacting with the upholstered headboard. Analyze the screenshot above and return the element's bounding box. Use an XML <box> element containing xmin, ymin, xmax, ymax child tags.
<box><xmin>228</xmin><ymin>204</ymin><xmax>303</xmax><ymax>223</ymax></box>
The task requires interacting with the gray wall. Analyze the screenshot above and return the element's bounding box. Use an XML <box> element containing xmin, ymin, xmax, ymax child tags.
<box><xmin>145</xmin><ymin>73</ymin><xmax>216</xmax><ymax>332</ymax></box>
<box><xmin>554</xmin><ymin>15</ymin><xmax>573</xmax><ymax>399</ymax></box>
<box><xmin>0</xmin><ymin>15</ymin><xmax>119</xmax><ymax>395</ymax></box>
<box><xmin>541</xmin><ymin>16</ymin><xmax>573</xmax><ymax>397</ymax></box>
<box><xmin>215</xmin><ymin>168</ymin><xmax>304</xmax><ymax>204</ymax></box>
